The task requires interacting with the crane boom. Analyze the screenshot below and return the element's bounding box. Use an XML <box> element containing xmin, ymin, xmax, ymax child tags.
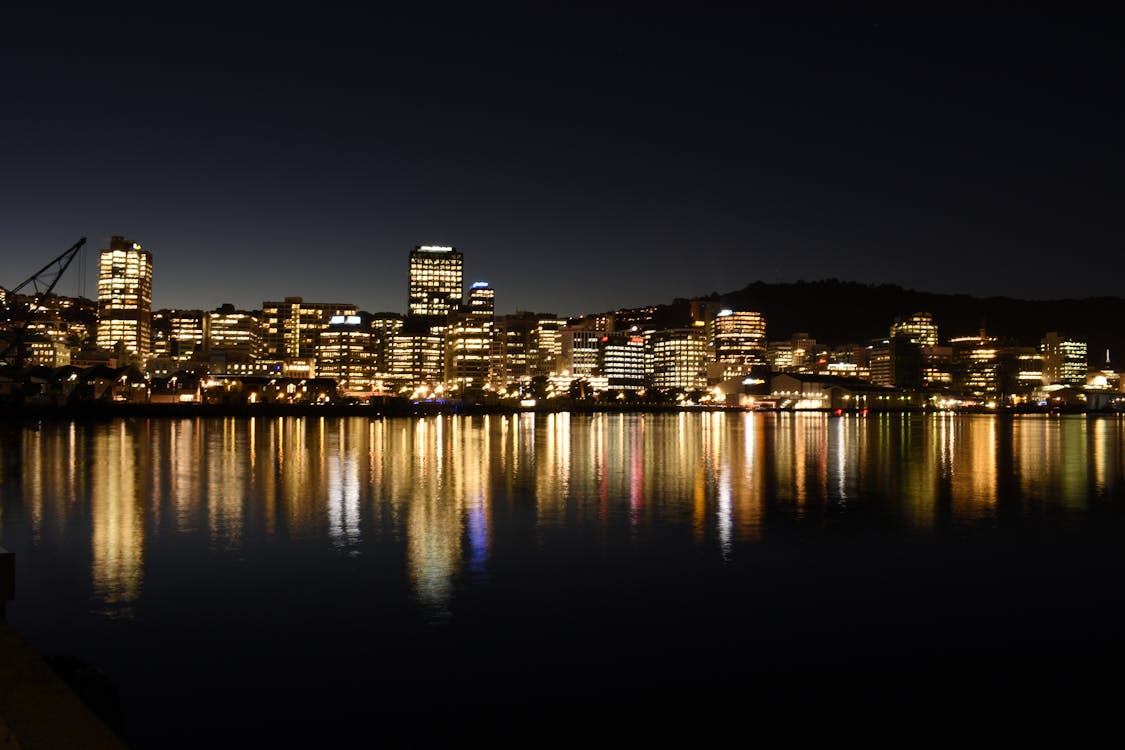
<box><xmin>1</xmin><ymin>237</ymin><xmax>89</xmax><ymax>369</ymax></box>
<box><xmin>9</xmin><ymin>237</ymin><xmax>87</xmax><ymax>298</ymax></box>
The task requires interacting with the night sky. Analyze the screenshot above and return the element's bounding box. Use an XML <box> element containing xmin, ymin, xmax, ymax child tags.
<box><xmin>2</xmin><ymin>5</ymin><xmax>1122</xmax><ymax>317</ymax></box>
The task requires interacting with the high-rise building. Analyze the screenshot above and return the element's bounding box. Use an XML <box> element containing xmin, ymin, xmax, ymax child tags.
<box><xmin>96</xmin><ymin>235</ymin><xmax>153</xmax><ymax>359</ymax></box>
<box><xmin>409</xmin><ymin>245</ymin><xmax>463</xmax><ymax>318</ymax></box>
<box><xmin>651</xmin><ymin>328</ymin><xmax>708</xmax><ymax>391</ymax></box>
<box><xmin>369</xmin><ymin>312</ymin><xmax>404</xmax><ymax>376</ymax></box>
<box><xmin>535</xmin><ymin>316</ymin><xmax>565</xmax><ymax>376</ymax></box>
<box><xmin>261</xmin><ymin>297</ymin><xmax>357</xmax><ymax>361</ymax></box>
<box><xmin>712</xmin><ymin>309</ymin><xmax>767</xmax><ymax>364</ymax></box>
<box><xmin>317</xmin><ymin>315</ymin><xmax>376</xmax><ymax>393</ymax></box>
<box><xmin>599</xmin><ymin>333</ymin><xmax>647</xmax><ymax>391</ymax></box>
<box><xmin>208</xmin><ymin>304</ymin><xmax>262</xmax><ymax>361</ymax></box>
<box><xmin>890</xmin><ymin>312</ymin><xmax>939</xmax><ymax>347</ymax></box>
<box><xmin>390</xmin><ymin>322</ymin><xmax>444</xmax><ymax>394</ymax></box>
<box><xmin>868</xmin><ymin>337</ymin><xmax>922</xmax><ymax>389</ymax></box>
<box><xmin>560</xmin><ymin>328</ymin><xmax>606</xmax><ymax>379</ymax></box>
<box><xmin>950</xmin><ymin>331</ymin><xmax>1000</xmax><ymax>394</ymax></box>
<box><xmin>152</xmin><ymin>309</ymin><xmax>205</xmax><ymax>362</ymax></box>
<box><xmin>445</xmin><ymin>282</ymin><xmax>495</xmax><ymax>394</ymax></box>
<box><xmin>1040</xmin><ymin>331</ymin><xmax>1087</xmax><ymax>386</ymax></box>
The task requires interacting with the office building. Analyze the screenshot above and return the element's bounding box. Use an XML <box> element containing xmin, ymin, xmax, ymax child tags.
<box><xmin>390</xmin><ymin>319</ymin><xmax>444</xmax><ymax>393</ymax></box>
<box><xmin>650</xmin><ymin>328</ymin><xmax>708</xmax><ymax>391</ymax></box>
<box><xmin>262</xmin><ymin>297</ymin><xmax>357</xmax><ymax>360</ymax></box>
<box><xmin>152</xmin><ymin>309</ymin><xmax>205</xmax><ymax>362</ymax></box>
<box><xmin>317</xmin><ymin>315</ymin><xmax>376</xmax><ymax>393</ymax></box>
<box><xmin>1041</xmin><ymin>332</ymin><xmax>1087</xmax><ymax>386</ymax></box>
<box><xmin>599</xmin><ymin>333</ymin><xmax>647</xmax><ymax>391</ymax></box>
<box><xmin>560</xmin><ymin>328</ymin><xmax>606</xmax><ymax>380</ymax></box>
<box><xmin>950</xmin><ymin>331</ymin><xmax>1000</xmax><ymax>395</ymax></box>
<box><xmin>712</xmin><ymin>309</ymin><xmax>767</xmax><ymax>364</ymax></box>
<box><xmin>369</xmin><ymin>312</ymin><xmax>404</xmax><ymax>376</ymax></box>
<box><xmin>207</xmin><ymin>305</ymin><xmax>262</xmax><ymax>361</ymax></box>
<box><xmin>890</xmin><ymin>312</ymin><xmax>939</xmax><ymax>347</ymax></box>
<box><xmin>409</xmin><ymin>245</ymin><xmax>463</xmax><ymax>318</ymax></box>
<box><xmin>445</xmin><ymin>282</ymin><xmax>495</xmax><ymax>394</ymax></box>
<box><xmin>96</xmin><ymin>235</ymin><xmax>153</xmax><ymax>359</ymax></box>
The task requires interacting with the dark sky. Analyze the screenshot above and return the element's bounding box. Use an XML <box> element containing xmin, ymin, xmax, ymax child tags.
<box><xmin>2</xmin><ymin>4</ymin><xmax>1122</xmax><ymax>316</ymax></box>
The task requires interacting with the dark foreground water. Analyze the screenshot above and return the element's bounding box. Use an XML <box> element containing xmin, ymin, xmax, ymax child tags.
<box><xmin>2</xmin><ymin>412</ymin><xmax>1124</xmax><ymax>746</ymax></box>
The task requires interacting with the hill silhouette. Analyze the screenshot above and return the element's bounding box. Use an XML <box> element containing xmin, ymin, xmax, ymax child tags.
<box><xmin>673</xmin><ymin>280</ymin><xmax>1123</xmax><ymax>363</ymax></box>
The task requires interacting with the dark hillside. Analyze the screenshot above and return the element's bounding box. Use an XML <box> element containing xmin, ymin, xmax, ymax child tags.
<box><xmin>706</xmin><ymin>280</ymin><xmax>1124</xmax><ymax>359</ymax></box>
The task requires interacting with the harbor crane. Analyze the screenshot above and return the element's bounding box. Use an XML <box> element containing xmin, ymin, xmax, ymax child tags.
<box><xmin>0</xmin><ymin>237</ymin><xmax>87</xmax><ymax>369</ymax></box>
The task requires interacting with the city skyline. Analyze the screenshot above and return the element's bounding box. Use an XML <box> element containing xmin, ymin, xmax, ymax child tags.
<box><xmin>2</xmin><ymin>7</ymin><xmax>1123</xmax><ymax>315</ymax></box>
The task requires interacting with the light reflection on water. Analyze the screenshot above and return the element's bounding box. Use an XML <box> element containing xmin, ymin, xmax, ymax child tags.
<box><xmin>2</xmin><ymin>413</ymin><xmax>1124</xmax><ymax>619</ymax></box>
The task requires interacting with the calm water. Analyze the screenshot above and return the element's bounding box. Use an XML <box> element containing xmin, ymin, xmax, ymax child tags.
<box><xmin>2</xmin><ymin>412</ymin><xmax>1124</xmax><ymax>746</ymax></box>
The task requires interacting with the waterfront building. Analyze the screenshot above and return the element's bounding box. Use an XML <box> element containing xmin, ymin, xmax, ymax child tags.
<box><xmin>890</xmin><ymin>312</ymin><xmax>939</xmax><ymax>347</ymax></box>
<box><xmin>535</xmin><ymin>316</ymin><xmax>565</xmax><ymax>376</ymax></box>
<box><xmin>769</xmin><ymin>372</ymin><xmax>905</xmax><ymax>411</ymax></box>
<box><xmin>207</xmin><ymin>304</ymin><xmax>262</xmax><ymax>362</ymax></box>
<box><xmin>767</xmin><ymin>331</ymin><xmax>816</xmax><ymax>372</ymax></box>
<box><xmin>869</xmin><ymin>336</ymin><xmax>922</xmax><ymax>389</ymax></box>
<box><xmin>599</xmin><ymin>333</ymin><xmax>647</xmax><ymax>392</ymax></box>
<box><xmin>152</xmin><ymin>309</ymin><xmax>206</xmax><ymax>362</ymax></box>
<box><xmin>767</xmin><ymin>340</ymin><xmax>794</xmax><ymax>370</ymax></box>
<box><xmin>96</xmin><ymin>235</ymin><xmax>152</xmax><ymax>359</ymax></box>
<box><xmin>22</xmin><ymin>334</ymin><xmax>70</xmax><ymax>368</ymax></box>
<box><xmin>999</xmin><ymin>347</ymin><xmax>1044</xmax><ymax>396</ymax></box>
<box><xmin>261</xmin><ymin>297</ymin><xmax>357</xmax><ymax>361</ymax></box>
<box><xmin>921</xmin><ymin>345</ymin><xmax>953</xmax><ymax>385</ymax></box>
<box><xmin>712</xmin><ymin>309</ymin><xmax>767</xmax><ymax>365</ymax></box>
<box><xmin>409</xmin><ymin>245</ymin><xmax>463</xmax><ymax>318</ymax></box>
<box><xmin>950</xmin><ymin>331</ymin><xmax>1000</xmax><ymax>395</ymax></box>
<box><xmin>368</xmin><ymin>312</ymin><xmax>404</xmax><ymax>377</ymax></box>
<box><xmin>1041</xmin><ymin>331</ymin><xmax>1087</xmax><ymax>386</ymax></box>
<box><xmin>495</xmin><ymin>311</ymin><xmax>540</xmax><ymax>387</ymax></box>
<box><xmin>316</xmin><ymin>315</ymin><xmax>376</xmax><ymax>393</ymax></box>
<box><xmin>808</xmin><ymin>344</ymin><xmax>869</xmax><ymax>380</ymax></box>
<box><xmin>560</xmin><ymin>327</ymin><xmax>606</xmax><ymax>380</ymax></box>
<box><xmin>650</xmin><ymin>328</ymin><xmax>708</xmax><ymax>392</ymax></box>
<box><xmin>390</xmin><ymin>320</ymin><xmax>444</xmax><ymax>394</ymax></box>
<box><xmin>790</xmin><ymin>332</ymin><xmax>816</xmax><ymax>370</ymax></box>
<box><xmin>1086</xmin><ymin>351</ymin><xmax>1122</xmax><ymax>391</ymax></box>
<box><xmin>444</xmin><ymin>282</ymin><xmax>495</xmax><ymax>394</ymax></box>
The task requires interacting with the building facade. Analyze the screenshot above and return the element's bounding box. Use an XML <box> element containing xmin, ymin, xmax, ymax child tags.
<box><xmin>96</xmin><ymin>236</ymin><xmax>153</xmax><ymax>359</ymax></box>
<box><xmin>408</xmin><ymin>245</ymin><xmax>463</xmax><ymax>318</ymax></box>
<box><xmin>444</xmin><ymin>282</ymin><xmax>495</xmax><ymax>394</ymax></box>
<box><xmin>712</xmin><ymin>309</ymin><xmax>767</xmax><ymax>364</ymax></box>
<box><xmin>261</xmin><ymin>297</ymin><xmax>357</xmax><ymax>361</ymax></box>
<box><xmin>1041</xmin><ymin>331</ymin><xmax>1087</xmax><ymax>386</ymax></box>
<box><xmin>650</xmin><ymin>328</ymin><xmax>708</xmax><ymax>392</ymax></box>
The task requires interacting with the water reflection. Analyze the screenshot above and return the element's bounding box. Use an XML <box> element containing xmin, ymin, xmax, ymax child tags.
<box><xmin>2</xmin><ymin>414</ymin><xmax>1124</xmax><ymax>618</ymax></box>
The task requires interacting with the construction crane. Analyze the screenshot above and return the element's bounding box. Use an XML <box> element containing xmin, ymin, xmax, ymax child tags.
<box><xmin>0</xmin><ymin>237</ymin><xmax>87</xmax><ymax>369</ymax></box>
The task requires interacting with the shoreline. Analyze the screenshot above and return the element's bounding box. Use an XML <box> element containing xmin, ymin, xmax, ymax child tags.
<box><xmin>0</xmin><ymin>401</ymin><xmax>1118</xmax><ymax>422</ymax></box>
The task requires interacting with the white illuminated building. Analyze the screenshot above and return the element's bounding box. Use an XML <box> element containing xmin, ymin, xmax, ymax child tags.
<box><xmin>96</xmin><ymin>236</ymin><xmax>152</xmax><ymax>359</ymax></box>
<box><xmin>409</xmin><ymin>245</ymin><xmax>464</xmax><ymax>318</ymax></box>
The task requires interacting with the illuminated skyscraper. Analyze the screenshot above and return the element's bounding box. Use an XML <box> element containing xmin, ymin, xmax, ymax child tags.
<box><xmin>390</xmin><ymin>323</ymin><xmax>444</xmax><ymax>393</ymax></box>
<box><xmin>651</xmin><ymin>328</ymin><xmax>708</xmax><ymax>391</ymax></box>
<box><xmin>409</xmin><ymin>245</ymin><xmax>463</xmax><ymax>318</ymax></box>
<box><xmin>96</xmin><ymin>235</ymin><xmax>153</xmax><ymax>359</ymax></box>
<box><xmin>599</xmin><ymin>333</ymin><xmax>646</xmax><ymax>391</ymax></box>
<box><xmin>890</xmin><ymin>312</ymin><xmax>939</xmax><ymax>347</ymax></box>
<box><xmin>317</xmin><ymin>315</ymin><xmax>376</xmax><ymax>393</ymax></box>
<box><xmin>712</xmin><ymin>309</ymin><xmax>767</xmax><ymax>364</ymax></box>
<box><xmin>445</xmin><ymin>282</ymin><xmax>495</xmax><ymax>393</ymax></box>
<box><xmin>950</xmin><ymin>331</ymin><xmax>1000</xmax><ymax>394</ymax></box>
<box><xmin>1040</xmin><ymin>331</ymin><xmax>1087</xmax><ymax>385</ymax></box>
